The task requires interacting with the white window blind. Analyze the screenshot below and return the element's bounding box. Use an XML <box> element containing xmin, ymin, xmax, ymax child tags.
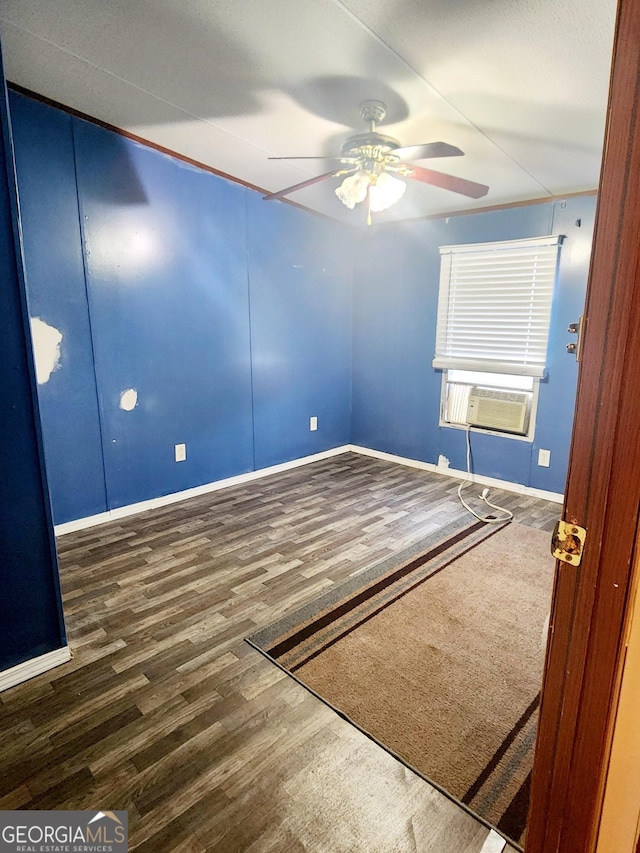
<box><xmin>433</xmin><ymin>235</ymin><xmax>563</xmax><ymax>377</ymax></box>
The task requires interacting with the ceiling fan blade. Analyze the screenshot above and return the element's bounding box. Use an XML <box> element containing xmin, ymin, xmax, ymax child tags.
<box><xmin>393</xmin><ymin>142</ymin><xmax>464</xmax><ymax>161</ymax></box>
<box><xmin>405</xmin><ymin>164</ymin><xmax>489</xmax><ymax>199</ymax></box>
<box><xmin>263</xmin><ymin>168</ymin><xmax>355</xmax><ymax>201</ymax></box>
<box><xmin>268</xmin><ymin>156</ymin><xmax>346</xmax><ymax>161</ymax></box>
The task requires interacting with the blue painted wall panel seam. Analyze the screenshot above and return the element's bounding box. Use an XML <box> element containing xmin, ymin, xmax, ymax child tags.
<box><xmin>244</xmin><ymin>188</ymin><xmax>257</xmax><ymax>473</ymax></box>
<box><xmin>347</xmin><ymin>237</ymin><xmax>355</xmax><ymax>437</ymax></box>
<box><xmin>70</xmin><ymin>118</ymin><xmax>110</xmax><ymax>512</ymax></box>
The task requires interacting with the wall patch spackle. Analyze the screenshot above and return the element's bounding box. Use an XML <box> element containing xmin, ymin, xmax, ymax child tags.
<box><xmin>30</xmin><ymin>317</ymin><xmax>62</xmax><ymax>384</ymax></box>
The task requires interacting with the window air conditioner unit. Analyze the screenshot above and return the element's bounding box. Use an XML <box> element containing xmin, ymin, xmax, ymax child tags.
<box><xmin>466</xmin><ymin>386</ymin><xmax>531</xmax><ymax>435</ymax></box>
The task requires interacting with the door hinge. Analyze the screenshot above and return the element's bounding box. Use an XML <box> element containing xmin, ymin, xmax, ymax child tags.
<box><xmin>551</xmin><ymin>519</ymin><xmax>586</xmax><ymax>565</ymax></box>
<box><xmin>566</xmin><ymin>315</ymin><xmax>585</xmax><ymax>361</ymax></box>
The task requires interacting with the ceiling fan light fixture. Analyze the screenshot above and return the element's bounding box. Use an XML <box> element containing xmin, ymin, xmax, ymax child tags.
<box><xmin>335</xmin><ymin>170</ymin><xmax>370</xmax><ymax>209</ymax></box>
<box><xmin>369</xmin><ymin>171</ymin><xmax>407</xmax><ymax>212</ymax></box>
<box><xmin>335</xmin><ymin>168</ymin><xmax>406</xmax><ymax>216</ymax></box>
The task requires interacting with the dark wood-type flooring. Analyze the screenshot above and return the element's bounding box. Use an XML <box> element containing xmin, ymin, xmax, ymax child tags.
<box><xmin>0</xmin><ymin>452</ymin><xmax>559</xmax><ymax>851</ymax></box>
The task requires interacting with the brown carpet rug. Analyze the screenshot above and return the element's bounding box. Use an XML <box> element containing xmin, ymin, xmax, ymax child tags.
<box><xmin>247</xmin><ymin>518</ymin><xmax>555</xmax><ymax>848</ymax></box>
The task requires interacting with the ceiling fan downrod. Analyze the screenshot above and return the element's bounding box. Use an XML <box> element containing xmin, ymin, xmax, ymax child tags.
<box><xmin>359</xmin><ymin>99</ymin><xmax>387</xmax><ymax>133</ymax></box>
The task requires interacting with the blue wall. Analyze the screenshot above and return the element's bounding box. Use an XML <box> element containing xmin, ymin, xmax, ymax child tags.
<box><xmin>247</xmin><ymin>196</ymin><xmax>352</xmax><ymax>469</ymax></box>
<box><xmin>10</xmin><ymin>98</ymin><xmax>107</xmax><ymax>521</ymax></box>
<box><xmin>73</xmin><ymin>118</ymin><xmax>255</xmax><ymax>510</ymax></box>
<box><xmin>352</xmin><ymin>198</ymin><xmax>595</xmax><ymax>495</ymax></box>
<box><xmin>10</xmin><ymin>91</ymin><xmax>353</xmax><ymax>523</ymax></box>
<box><xmin>0</xmin><ymin>70</ymin><xmax>66</xmax><ymax>670</ymax></box>
<box><xmin>10</xmin><ymin>88</ymin><xmax>594</xmax><ymax>532</ymax></box>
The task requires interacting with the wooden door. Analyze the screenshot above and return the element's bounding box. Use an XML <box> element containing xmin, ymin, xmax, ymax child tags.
<box><xmin>526</xmin><ymin>0</ymin><xmax>640</xmax><ymax>850</ymax></box>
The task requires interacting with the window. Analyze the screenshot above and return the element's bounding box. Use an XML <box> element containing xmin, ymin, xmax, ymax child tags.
<box><xmin>433</xmin><ymin>235</ymin><xmax>562</xmax><ymax>377</ymax></box>
<box><xmin>434</xmin><ymin>235</ymin><xmax>562</xmax><ymax>438</ymax></box>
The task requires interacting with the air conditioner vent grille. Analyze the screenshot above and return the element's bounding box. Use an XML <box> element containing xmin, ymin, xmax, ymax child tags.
<box><xmin>466</xmin><ymin>386</ymin><xmax>531</xmax><ymax>434</ymax></box>
<box><xmin>471</xmin><ymin>388</ymin><xmax>529</xmax><ymax>404</ymax></box>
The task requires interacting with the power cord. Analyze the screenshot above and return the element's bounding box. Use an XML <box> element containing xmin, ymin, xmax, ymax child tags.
<box><xmin>457</xmin><ymin>425</ymin><xmax>513</xmax><ymax>524</ymax></box>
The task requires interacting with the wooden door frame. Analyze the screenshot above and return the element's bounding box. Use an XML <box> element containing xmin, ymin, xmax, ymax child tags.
<box><xmin>527</xmin><ymin>0</ymin><xmax>640</xmax><ymax>850</ymax></box>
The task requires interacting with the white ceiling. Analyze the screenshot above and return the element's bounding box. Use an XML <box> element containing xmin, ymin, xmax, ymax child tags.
<box><xmin>0</xmin><ymin>0</ymin><xmax>618</xmax><ymax>225</ymax></box>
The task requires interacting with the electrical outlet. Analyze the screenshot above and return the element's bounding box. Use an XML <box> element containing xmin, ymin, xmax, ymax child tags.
<box><xmin>309</xmin><ymin>416</ymin><xmax>318</xmax><ymax>431</ymax></box>
<box><xmin>175</xmin><ymin>443</ymin><xmax>186</xmax><ymax>462</ymax></box>
<box><xmin>538</xmin><ymin>448</ymin><xmax>551</xmax><ymax>467</ymax></box>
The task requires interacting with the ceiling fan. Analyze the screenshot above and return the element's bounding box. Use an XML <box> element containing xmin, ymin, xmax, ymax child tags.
<box><xmin>264</xmin><ymin>100</ymin><xmax>489</xmax><ymax>223</ymax></box>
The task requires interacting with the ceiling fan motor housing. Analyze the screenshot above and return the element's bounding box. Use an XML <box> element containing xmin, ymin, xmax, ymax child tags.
<box><xmin>340</xmin><ymin>100</ymin><xmax>404</xmax><ymax>168</ymax></box>
<box><xmin>340</xmin><ymin>132</ymin><xmax>402</xmax><ymax>162</ymax></box>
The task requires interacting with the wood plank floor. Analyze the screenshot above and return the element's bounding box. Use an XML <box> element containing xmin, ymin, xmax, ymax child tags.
<box><xmin>0</xmin><ymin>452</ymin><xmax>559</xmax><ymax>852</ymax></box>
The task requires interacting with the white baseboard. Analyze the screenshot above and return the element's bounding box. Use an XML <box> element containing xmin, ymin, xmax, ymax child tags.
<box><xmin>55</xmin><ymin>441</ymin><xmax>562</xmax><ymax>536</ymax></box>
<box><xmin>55</xmin><ymin>446</ymin><xmax>352</xmax><ymax>536</ymax></box>
<box><xmin>0</xmin><ymin>645</ymin><xmax>71</xmax><ymax>692</ymax></box>
<box><xmin>348</xmin><ymin>445</ymin><xmax>564</xmax><ymax>503</ymax></box>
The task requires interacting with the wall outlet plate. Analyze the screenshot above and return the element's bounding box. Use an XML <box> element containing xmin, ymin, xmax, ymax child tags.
<box><xmin>538</xmin><ymin>448</ymin><xmax>551</xmax><ymax>467</ymax></box>
<box><xmin>175</xmin><ymin>443</ymin><xmax>187</xmax><ymax>462</ymax></box>
<box><xmin>309</xmin><ymin>416</ymin><xmax>318</xmax><ymax>431</ymax></box>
